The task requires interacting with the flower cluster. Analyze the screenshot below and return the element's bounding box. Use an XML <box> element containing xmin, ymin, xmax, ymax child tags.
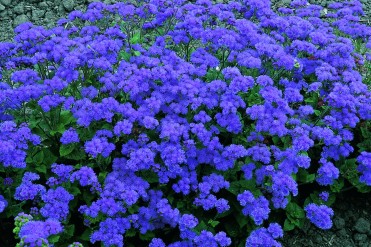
<box><xmin>304</xmin><ymin>203</ymin><xmax>334</xmax><ymax>230</ymax></box>
<box><xmin>18</xmin><ymin>219</ymin><xmax>63</xmax><ymax>247</ymax></box>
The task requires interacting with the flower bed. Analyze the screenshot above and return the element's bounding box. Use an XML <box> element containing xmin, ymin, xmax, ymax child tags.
<box><xmin>0</xmin><ymin>0</ymin><xmax>371</xmax><ymax>246</ymax></box>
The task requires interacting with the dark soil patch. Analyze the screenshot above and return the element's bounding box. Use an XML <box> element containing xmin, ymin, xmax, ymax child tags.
<box><xmin>282</xmin><ymin>190</ymin><xmax>371</xmax><ymax>247</ymax></box>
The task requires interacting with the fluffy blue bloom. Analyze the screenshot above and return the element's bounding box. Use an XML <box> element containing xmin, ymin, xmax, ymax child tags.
<box><xmin>114</xmin><ymin>120</ymin><xmax>133</xmax><ymax>135</ymax></box>
<box><xmin>319</xmin><ymin>191</ymin><xmax>330</xmax><ymax>202</ymax></box>
<box><xmin>0</xmin><ymin>195</ymin><xmax>7</xmax><ymax>213</ymax></box>
<box><xmin>237</xmin><ymin>190</ymin><xmax>270</xmax><ymax>225</ymax></box>
<box><xmin>19</xmin><ymin>219</ymin><xmax>63</xmax><ymax>246</ymax></box>
<box><xmin>316</xmin><ymin>159</ymin><xmax>339</xmax><ymax>186</ymax></box>
<box><xmin>245</xmin><ymin>223</ymin><xmax>283</xmax><ymax>247</ymax></box>
<box><xmin>357</xmin><ymin>152</ymin><xmax>371</xmax><ymax>186</ymax></box>
<box><xmin>85</xmin><ymin>137</ymin><xmax>115</xmax><ymax>158</ymax></box>
<box><xmin>15</xmin><ymin>172</ymin><xmax>46</xmax><ymax>201</ymax></box>
<box><xmin>40</xmin><ymin>187</ymin><xmax>74</xmax><ymax>220</ymax></box>
<box><xmin>305</xmin><ymin>203</ymin><xmax>334</xmax><ymax>229</ymax></box>
<box><xmin>60</xmin><ymin>128</ymin><xmax>80</xmax><ymax>144</ymax></box>
<box><xmin>150</xmin><ymin>238</ymin><xmax>166</xmax><ymax>247</ymax></box>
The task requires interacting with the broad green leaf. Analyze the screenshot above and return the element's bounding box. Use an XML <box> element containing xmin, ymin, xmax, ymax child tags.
<box><xmin>59</xmin><ymin>110</ymin><xmax>75</xmax><ymax>125</ymax></box>
<box><xmin>284</xmin><ymin>219</ymin><xmax>295</xmax><ymax>231</ymax></box>
<box><xmin>330</xmin><ymin>178</ymin><xmax>344</xmax><ymax>193</ymax></box>
<box><xmin>286</xmin><ymin>202</ymin><xmax>305</xmax><ymax>219</ymax></box>
<box><xmin>33</xmin><ymin>150</ymin><xmax>44</xmax><ymax>165</ymax></box>
<box><xmin>35</xmin><ymin>164</ymin><xmax>47</xmax><ymax>174</ymax></box>
<box><xmin>60</xmin><ymin>145</ymin><xmax>75</xmax><ymax>157</ymax></box>
<box><xmin>139</xmin><ymin>232</ymin><xmax>155</xmax><ymax>241</ymax></box>
<box><xmin>79</xmin><ymin>229</ymin><xmax>92</xmax><ymax>241</ymax></box>
<box><xmin>119</xmin><ymin>51</ymin><xmax>131</xmax><ymax>61</ymax></box>
<box><xmin>65</xmin><ymin>225</ymin><xmax>75</xmax><ymax>237</ymax></box>
<box><xmin>70</xmin><ymin>187</ymin><xmax>81</xmax><ymax>196</ymax></box>
<box><xmin>208</xmin><ymin>220</ymin><xmax>220</xmax><ymax>228</ymax></box>
<box><xmin>48</xmin><ymin>235</ymin><xmax>60</xmax><ymax>243</ymax></box>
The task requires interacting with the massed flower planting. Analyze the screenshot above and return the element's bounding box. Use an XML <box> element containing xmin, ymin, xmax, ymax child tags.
<box><xmin>0</xmin><ymin>0</ymin><xmax>371</xmax><ymax>246</ymax></box>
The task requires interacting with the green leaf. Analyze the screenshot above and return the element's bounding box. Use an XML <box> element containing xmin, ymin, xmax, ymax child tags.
<box><xmin>59</xmin><ymin>110</ymin><xmax>75</xmax><ymax>125</ymax></box>
<box><xmin>330</xmin><ymin>178</ymin><xmax>344</xmax><ymax>193</ymax></box>
<box><xmin>139</xmin><ymin>232</ymin><xmax>155</xmax><ymax>241</ymax></box>
<box><xmin>60</xmin><ymin>145</ymin><xmax>75</xmax><ymax>157</ymax></box>
<box><xmin>214</xmin><ymin>209</ymin><xmax>233</xmax><ymax>219</ymax></box>
<box><xmin>48</xmin><ymin>235</ymin><xmax>60</xmax><ymax>243</ymax></box>
<box><xmin>79</xmin><ymin>229</ymin><xmax>91</xmax><ymax>241</ymax></box>
<box><xmin>194</xmin><ymin>220</ymin><xmax>208</xmax><ymax>234</ymax></box>
<box><xmin>235</xmin><ymin>214</ymin><xmax>248</xmax><ymax>228</ymax></box>
<box><xmin>297</xmin><ymin>169</ymin><xmax>315</xmax><ymax>183</ymax></box>
<box><xmin>64</xmin><ymin>225</ymin><xmax>75</xmax><ymax>237</ymax></box>
<box><xmin>284</xmin><ymin>219</ymin><xmax>295</xmax><ymax>231</ymax></box>
<box><xmin>6</xmin><ymin>202</ymin><xmax>26</xmax><ymax>218</ymax></box>
<box><xmin>208</xmin><ymin>220</ymin><xmax>220</xmax><ymax>228</ymax></box>
<box><xmin>286</xmin><ymin>202</ymin><xmax>305</xmax><ymax>219</ymax></box>
<box><xmin>360</xmin><ymin>125</ymin><xmax>371</xmax><ymax>138</ymax></box>
<box><xmin>119</xmin><ymin>51</ymin><xmax>131</xmax><ymax>61</ymax></box>
<box><xmin>225</xmin><ymin>222</ymin><xmax>239</xmax><ymax>237</ymax></box>
<box><xmin>50</xmin><ymin>123</ymin><xmax>66</xmax><ymax>136</ymax></box>
<box><xmin>130</xmin><ymin>32</ymin><xmax>141</xmax><ymax>44</ymax></box>
<box><xmin>83</xmin><ymin>191</ymin><xmax>95</xmax><ymax>204</ymax></box>
<box><xmin>70</xmin><ymin>187</ymin><xmax>81</xmax><ymax>196</ymax></box>
<box><xmin>133</xmin><ymin>50</ymin><xmax>141</xmax><ymax>56</ymax></box>
<box><xmin>28</xmin><ymin>118</ymin><xmax>41</xmax><ymax>129</ymax></box>
<box><xmin>141</xmin><ymin>170</ymin><xmax>158</xmax><ymax>183</ymax></box>
<box><xmin>228</xmin><ymin>180</ymin><xmax>256</xmax><ymax>195</ymax></box>
<box><xmin>65</xmin><ymin>149</ymin><xmax>86</xmax><ymax>161</ymax></box>
<box><xmin>35</xmin><ymin>164</ymin><xmax>47</xmax><ymax>174</ymax></box>
<box><xmin>33</xmin><ymin>150</ymin><xmax>44</xmax><ymax>165</ymax></box>
<box><xmin>125</xmin><ymin>228</ymin><xmax>136</xmax><ymax>237</ymax></box>
<box><xmin>98</xmin><ymin>172</ymin><xmax>108</xmax><ymax>184</ymax></box>
<box><xmin>42</xmin><ymin>149</ymin><xmax>58</xmax><ymax>165</ymax></box>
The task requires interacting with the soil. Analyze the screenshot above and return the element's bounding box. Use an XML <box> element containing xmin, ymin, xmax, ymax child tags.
<box><xmin>282</xmin><ymin>190</ymin><xmax>371</xmax><ymax>247</ymax></box>
<box><xmin>0</xmin><ymin>1</ymin><xmax>371</xmax><ymax>247</ymax></box>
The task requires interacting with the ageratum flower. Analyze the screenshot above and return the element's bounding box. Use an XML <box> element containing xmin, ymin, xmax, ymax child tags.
<box><xmin>305</xmin><ymin>203</ymin><xmax>334</xmax><ymax>229</ymax></box>
<box><xmin>0</xmin><ymin>195</ymin><xmax>7</xmax><ymax>213</ymax></box>
<box><xmin>245</xmin><ymin>223</ymin><xmax>283</xmax><ymax>247</ymax></box>
<box><xmin>40</xmin><ymin>187</ymin><xmax>74</xmax><ymax>220</ymax></box>
<box><xmin>357</xmin><ymin>152</ymin><xmax>371</xmax><ymax>186</ymax></box>
<box><xmin>19</xmin><ymin>219</ymin><xmax>63</xmax><ymax>246</ymax></box>
<box><xmin>237</xmin><ymin>190</ymin><xmax>270</xmax><ymax>225</ymax></box>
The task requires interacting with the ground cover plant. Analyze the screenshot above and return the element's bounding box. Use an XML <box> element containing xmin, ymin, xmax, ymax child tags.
<box><xmin>0</xmin><ymin>0</ymin><xmax>371</xmax><ymax>246</ymax></box>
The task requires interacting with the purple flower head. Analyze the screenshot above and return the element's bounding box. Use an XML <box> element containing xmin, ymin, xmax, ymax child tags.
<box><xmin>85</xmin><ymin>137</ymin><xmax>115</xmax><ymax>158</ymax></box>
<box><xmin>70</xmin><ymin>166</ymin><xmax>100</xmax><ymax>189</ymax></box>
<box><xmin>19</xmin><ymin>219</ymin><xmax>63</xmax><ymax>244</ymax></box>
<box><xmin>319</xmin><ymin>191</ymin><xmax>329</xmax><ymax>202</ymax></box>
<box><xmin>237</xmin><ymin>190</ymin><xmax>270</xmax><ymax>225</ymax></box>
<box><xmin>3</xmin><ymin>177</ymin><xmax>13</xmax><ymax>186</ymax></box>
<box><xmin>179</xmin><ymin>214</ymin><xmax>198</xmax><ymax>231</ymax></box>
<box><xmin>51</xmin><ymin>163</ymin><xmax>74</xmax><ymax>181</ymax></box>
<box><xmin>40</xmin><ymin>187</ymin><xmax>74</xmax><ymax>220</ymax></box>
<box><xmin>357</xmin><ymin>152</ymin><xmax>371</xmax><ymax>186</ymax></box>
<box><xmin>60</xmin><ymin>128</ymin><xmax>80</xmax><ymax>145</ymax></box>
<box><xmin>150</xmin><ymin>238</ymin><xmax>166</xmax><ymax>247</ymax></box>
<box><xmin>15</xmin><ymin>173</ymin><xmax>46</xmax><ymax>201</ymax></box>
<box><xmin>245</xmin><ymin>223</ymin><xmax>283</xmax><ymax>247</ymax></box>
<box><xmin>0</xmin><ymin>195</ymin><xmax>7</xmax><ymax>213</ymax></box>
<box><xmin>241</xmin><ymin>163</ymin><xmax>255</xmax><ymax>180</ymax></box>
<box><xmin>305</xmin><ymin>203</ymin><xmax>334</xmax><ymax>229</ymax></box>
<box><xmin>316</xmin><ymin>159</ymin><xmax>339</xmax><ymax>186</ymax></box>
<box><xmin>114</xmin><ymin>120</ymin><xmax>133</xmax><ymax>135</ymax></box>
